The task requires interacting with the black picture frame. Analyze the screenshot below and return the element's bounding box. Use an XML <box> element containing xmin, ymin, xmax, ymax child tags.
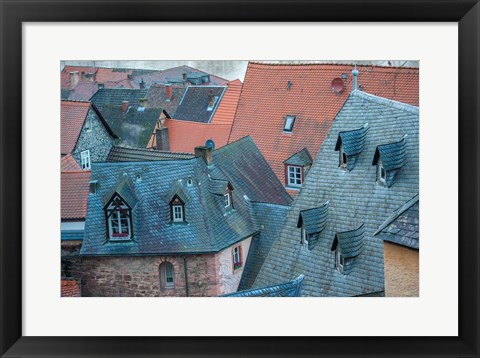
<box><xmin>1</xmin><ymin>1</ymin><xmax>478</xmax><ymax>357</ymax></box>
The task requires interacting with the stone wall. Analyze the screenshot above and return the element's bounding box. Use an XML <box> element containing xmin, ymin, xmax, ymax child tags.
<box><xmin>72</xmin><ymin>108</ymin><xmax>115</xmax><ymax>165</ymax></box>
<box><xmin>384</xmin><ymin>242</ymin><xmax>419</xmax><ymax>297</ymax></box>
<box><xmin>75</xmin><ymin>238</ymin><xmax>251</xmax><ymax>297</ymax></box>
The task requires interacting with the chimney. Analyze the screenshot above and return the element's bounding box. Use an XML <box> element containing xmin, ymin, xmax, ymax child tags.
<box><xmin>352</xmin><ymin>65</ymin><xmax>359</xmax><ymax>91</ymax></box>
<box><xmin>69</xmin><ymin>71</ymin><xmax>79</xmax><ymax>88</ymax></box>
<box><xmin>97</xmin><ymin>82</ymin><xmax>104</xmax><ymax>89</ymax></box>
<box><xmin>139</xmin><ymin>78</ymin><xmax>146</xmax><ymax>89</ymax></box>
<box><xmin>165</xmin><ymin>84</ymin><xmax>173</xmax><ymax>102</ymax></box>
<box><xmin>121</xmin><ymin>100</ymin><xmax>129</xmax><ymax>113</ymax></box>
<box><xmin>194</xmin><ymin>146</ymin><xmax>213</xmax><ymax>166</ymax></box>
<box><xmin>81</xmin><ymin>71</ymin><xmax>86</xmax><ymax>81</ymax></box>
<box><xmin>156</xmin><ymin>127</ymin><xmax>170</xmax><ymax>151</ymax></box>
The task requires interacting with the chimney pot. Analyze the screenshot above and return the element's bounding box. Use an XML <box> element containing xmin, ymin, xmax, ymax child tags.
<box><xmin>156</xmin><ymin>127</ymin><xmax>170</xmax><ymax>151</ymax></box>
<box><xmin>121</xmin><ymin>100</ymin><xmax>129</xmax><ymax>113</ymax></box>
<box><xmin>194</xmin><ymin>146</ymin><xmax>213</xmax><ymax>166</ymax></box>
<box><xmin>69</xmin><ymin>71</ymin><xmax>80</xmax><ymax>88</ymax></box>
<box><xmin>165</xmin><ymin>84</ymin><xmax>173</xmax><ymax>102</ymax></box>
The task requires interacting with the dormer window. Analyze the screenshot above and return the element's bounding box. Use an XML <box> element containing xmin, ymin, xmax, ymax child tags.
<box><xmin>284</xmin><ymin>115</ymin><xmax>296</xmax><ymax>132</ymax></box>
<box><xmin>170</xmin><ymin>195</ymin><xmax>185</xmax><ymax>223</ymax></box>
<box><xmin>335</xmin><ymin>124</ymin><xmax>368</xmax><ymax>171</ymax></box>
<box><xmin>224</xmin><ymin>183</ymin><xmax>233</xmax><ymax>208</ymax></box>
<box><xmin>372</xmin><ymin>135</ymin><xmax>407</xmax><ymax>187</ymax></box>
<box><xmin>331</xmin><ymin>224</ymin><xmax>365</xmax><ymax>275</ymax></box>
<box><xmin>335</xmin><ymin>248</ymin><xmax>345</xmax><ymax>271</ymax></box>
<box><xmin>297</xmin><ymin>202</ymin><xmax>329</xmax><ymax>251</ymax></box>
<box><xmin>105</xmin><ymin>195</ymin><xmax>133</xmax><ymax>241</ymax></box>
<box><xmin>207</xmin><ymin>96</ymin><xmax>219</xmax><ymax>111</ymax></box>
<box><xmin>283</xmin><ymin>148</ymin><xmax>313</xmax><ymax>189</ymax></box>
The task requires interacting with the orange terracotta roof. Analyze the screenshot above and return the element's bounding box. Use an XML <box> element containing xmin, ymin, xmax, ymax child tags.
<box><xmin>211</xmin><ymin>79</ymin><xmax>242</xmax><ymax>125</ymax></box>
<box><xmin>95</xmin><ymin>68</ymin><xmax>133</xmax><ymax>85</ymax></box>
<box><xmin>147</xmin><ymin>80</ymin><xmax>242</xmax><ymax>151</ymax></box>
<box><xmin>61</xmin><ymin>171</ymin><xmax>91</xmax><ymax>220</ymax></box>
<box><xmin>61</xmin><ymin>100</ymin><xmax>90</xmax><ymax>155</ymax></box>
<box><xmin>61</xmin><ymin>154</ymin><xmax>81</xmax><ymax>172</ymax></box>
<box><xmin>228</xmin><ymin>62</ymin><xmax>419</xmax><ymax>184</ymax></box>
<box><xmin>61</xmin><ymin>279</ymin><xmax>81</xmax><ymax>297</ymax></box>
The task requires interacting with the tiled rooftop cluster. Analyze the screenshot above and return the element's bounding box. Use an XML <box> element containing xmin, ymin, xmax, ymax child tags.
<box><xmin>228</xmin><ymin>62</ymin><xmax>419</xmax><ymax>194</ymax></box>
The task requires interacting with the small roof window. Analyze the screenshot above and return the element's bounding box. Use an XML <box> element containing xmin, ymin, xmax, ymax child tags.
<box><xmin>284</xmin><ymin>115</ymin><xmax>296</xmax><ymax>132</ymax></box>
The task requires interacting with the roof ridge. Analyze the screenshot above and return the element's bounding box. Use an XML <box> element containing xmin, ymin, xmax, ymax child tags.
<box><xmin>352</xmin><ymin>90</ymin><xmax>419</xmax><ymax>114</ymax></box>
<box><xmin>248</xmin><ymin>61</ymin><xmax>419</xmax><ymax>70</ymax></box>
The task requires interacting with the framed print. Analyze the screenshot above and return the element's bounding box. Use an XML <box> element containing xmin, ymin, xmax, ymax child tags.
<box><xmin>1</xmin><ymin>0</ymin><xmax>479</xmax><ymax>357</ymax></box>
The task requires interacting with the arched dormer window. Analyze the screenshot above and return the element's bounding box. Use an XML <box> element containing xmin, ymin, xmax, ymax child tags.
<box><xmin>170</xmin><ymin>195</ymin><xmax>185</xmax><ymax>223</ymax></box>
<box><xmin>105</xmin><ymin>194</ymin><xmax>133</xmax><ymax>241</ymax></box>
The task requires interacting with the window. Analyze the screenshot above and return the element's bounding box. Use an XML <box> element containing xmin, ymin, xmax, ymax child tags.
<box><xmin>284</xmin><ymin>115</ymin><xmax>296</xmax><ymax>132</ymax></box>
<box><xmin>80</xmin><ymin>150</ymin><xmax>91</xmax><ymax>170</ymax></box>
<box><xmin>377</xmin><ymin>161</ymin><xmax>387</xmax><ymax>185</ymax></box>
<box><xmin>224</xmin><ymin>193</ymin><xmax>231</xmax><ymax>207</ymax></box>
<box><xmin>232</xmin><ymin>245</ymin><xmax>242</xmax><ymax>270</ymax></box>
<box><xmin>105</xmin><ymin>196</ymin><xmax>132</xmax><ymax>241</ymax></box>
<box><xmin>335</xmin><ymin>249</ymin><xmax>345</xmax><ymax>272</ymax></box>
<box><xmin>207</xmin><ymin>96</ymin><xmax>219</xmax><ymax>111</ymax></box>
<box><xmin>380</xmin><ymin>167</ymin><xmax>386</xmax><ymax>182</ymax></box>
<box><xmin>170</xmin><ymin>195</ymin><xmax>185</xmax><ymax>223</ymax></box>
<box><xmin>84</xmin><ymin>116</ymin><xmax>92</xmax><ymax>131</ymax></box>
<box><xmin>159</xmin><ymin>262</ymin><xmax>175</xmax><ymax>289</ymax></box>
<box><xmin>287</xmin><ymin>165</ymin><xmax>303</xmax><ymax>187</ymax></box>
<box><xmin>301</xmin><ymin>227</ymin><xmax>307</xmax><ymax>245</ymax></box>
<box><xmin>172</xmin><ymin>205</ymin><xmax>184</xmax><ymax>222</ymax></box>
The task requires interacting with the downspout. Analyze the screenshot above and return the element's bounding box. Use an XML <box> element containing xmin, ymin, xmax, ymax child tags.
<box><xmin>183</xmin><ymin>256</ymin><xmax>189</xmax><ymax>297</ymax></box>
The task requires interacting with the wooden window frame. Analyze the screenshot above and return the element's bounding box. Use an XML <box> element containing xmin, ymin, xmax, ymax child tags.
<box><xmin>232</xmin><ymin>245</ymin><xmax>242</xmax><ymax>271</ymax></box>
<box><xmin>80</xmin><ymin>150</ymin><xmax>91</xmax><ymax>170</ymax></box>
<box><xmin>287</xmin><ymin>165</ymin><xmax>303</xmax><ymax>187</ymax></box>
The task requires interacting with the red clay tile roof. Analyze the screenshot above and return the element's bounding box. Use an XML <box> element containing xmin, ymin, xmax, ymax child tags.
<box><xmin>61</xmin><ymin>100</ymin><xmax>90</xmax><ymax>155</ymax></box>
<box><xmin>61</xmin><ymin>66</ymin><xmax>98</xmax><ymax>89</ymax></box>
<box><xmin>95</xmin><ymin>68</ymin><xmax>133</xmax><ymax>86</ymax></box>
<box><xmin>61</xmin><ymin>154</ymin><xmax>81</xmax><ymax>172</ymax></box>
<box><xmin>61</xmin><ymin>171</ymin><xmax>91</xmax><ymax>220</ymax></box>
<box><xmin>65</xmin><ymin>81</ymin><xmax>99</xmax><ymax>101</ymax></box>
<box><xmin>147</xmin><ymin>80</ymin><xmax>242</xmax><ymax>151</ymax></box>
<box><xmin>228</xmin><ymin>62</ymin><xmax>419</xmax><ymax>184</ymax></box>
<box><xmin>61</xmin><ymin>279</ymin><xmax>81</xmax><ymax>297</ymax></box>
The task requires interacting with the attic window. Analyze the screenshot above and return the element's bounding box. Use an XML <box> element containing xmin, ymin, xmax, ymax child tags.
<box><xmin>335</xmin><ymin>124</ymin><xmax>369</xmax><ymax>171</ymax></box>
<box><xmin>170</xmin><ymin>195</ymin><xmax>185</xmax><ymax>223</ymax></box>
<box><xmin>89</xmin><ymin>180</ymin><xmax>98</xmax><ymax>195</ymax></box>
<box><xmin>284</xmin><ymin>115</ymin><xmax>296</xmax><ymax>132</ymax></box>
<box><xmin>287</xmin><ymin>165</ymin><xmax>303</xmax><ymax>188</ymax></box>
<box><xmin>297</xmin><ymin>202</ymin><xmax>329</xmax><ymax>251</ymax></box>
<box><xmin>335</xmin><ymin>248</ymin><xmax>345</xmax><ymax>272</ymax></box>
<box><xmin>207</xmin><ymin>96</ymin><xmax>219</xmax><ymax>111</ymax></box>
<box><xmin>80</xmin><ymin>150</ymin><xmax>91</xmax><ymax>170</ymax></box>
<box><xmin>372</xmin><ymin>135</ymin><xmax>408</xmax><ymax>187</ymax></box>
<box><xmin>105</xmin><ymin>195</ymin><xmax>132</xmax><ymax>241</ymax></box>
<box><xmin>224</xmin><ymin>184</ymin><xmax>233</xmax><ymax>208</ymax></box>
<box><xmin>340</xmin><ymin>149</ymin><xmax>347</xmax><ymax>169</ymax></box>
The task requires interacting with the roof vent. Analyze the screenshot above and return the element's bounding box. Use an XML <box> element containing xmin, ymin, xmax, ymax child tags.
<box><xmin>352</xmin><ymin>65</ymin><xmax>359</xmax><ymax>91</ymax></box>
<box><xmin>287</xmin><ymin>81</ymin><xmax>292</xmax><ymax>90</ymax></box>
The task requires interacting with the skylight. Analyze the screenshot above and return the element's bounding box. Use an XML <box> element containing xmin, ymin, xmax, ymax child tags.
<box><xmin>284</xmin><ymin>115</ymin><xmax>296</xmax><ymax>132</ymax></box>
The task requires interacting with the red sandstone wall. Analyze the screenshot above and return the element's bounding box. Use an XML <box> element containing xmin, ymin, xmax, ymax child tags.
<box><xmin>81</xmin><ymin>253</ymin><xmax>224</xmax><ymax>297</ymax></box>
<box><xmin>384</xmin><ymin>242</ymin><xmax>419</xmax><ymax>297</ymax></box>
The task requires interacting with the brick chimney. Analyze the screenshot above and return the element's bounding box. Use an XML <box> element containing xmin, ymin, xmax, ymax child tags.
<box><xmin>165</xmin><ymin>84</ymin><xmax>172</xmax><ymax>102</ymax></box>
<box><xmin>69</xmin><ymin>71</ymin><xmax>79</xmax><ymax>88</ymax></box>
<box><xmin>156</xmin><ymin>127</ymin><xmax>170</xmax><ymax>151</ymax></box>
<box><xmin>194</xmin><ymin>146</ymin><xmax>213</xmax><ymax>166</ymax></box>
<box><xmin>121</xmin><ymin>101</ymin><xmax>129</xmax><ymax>113</ymax></box>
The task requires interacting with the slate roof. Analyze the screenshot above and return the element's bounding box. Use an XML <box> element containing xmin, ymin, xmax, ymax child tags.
<box><xmin>375</xmin><ymin>194</ymin><xmax>419</xmax><ymax>249</ymax></box>
<box><xmin>238</xmin><ymin>201</ymin><xmax>291</xmax><ymax>291</ymax></box>
<box><xmin>229</xmin><ymin>62</ymin><xmax>419</xmax><ymax>186</ymax></box>
<box><xmin>284</xmin><ymin>148</ymin><xmax>313</xmax><ymax>167</ymax></box>
<box><xmin>61</xmin><ymin>171</ymin><xmax>91</xmax><ymax>220</ymax></box>
<box><xmin>99</xmin><ymin>105</ymin><xmax>163</xmax><ymax>148</ymax></box>
<box><xmin>223</xmin><ymin>274</ymin><xmax>304</xmax><ymax>297</ymax></box>
<box><xmin>90</xmin><ymin>88</ymin><xmax>149</xmax><ymax>110</ymax></box>
<box><xmin>107</xmin><ymin>146</ymin><xmax>195</xmax><ymax>162</ymax></box>
<box><xmin>173</xmin><ymin>86</ymin><xmax>226</xmax><ymax>123</ymax></box>
<box><xmin>254</xmin><ymin>90</ymin><xmax>419</xmax><ymax>297</ymax></box>
<box><xmin>81</xmin><ymin>136</ymin><xmax>291</xmax><ymax>256</ymax></box>
<box><xmin>129</xmin><ymin>65</ymin><xmax>228</xmax><ymax>87</ymax></box>
<box><xmin>146</xmin><ymin>84</ymin><xmax>186</xmax><ymax>114</ymax></box>
<box><xmin>146</xmin><ymin>80</ymin><xmax>242</xmax><ymax>153</ymax></box>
